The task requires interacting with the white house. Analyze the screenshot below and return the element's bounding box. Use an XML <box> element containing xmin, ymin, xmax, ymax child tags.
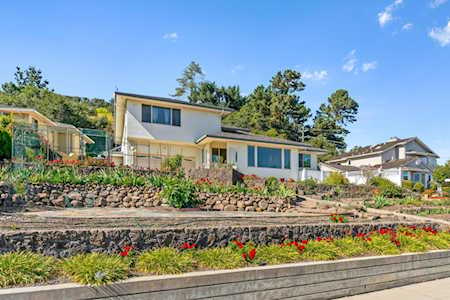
<box><xmin>321</xmin><ymin>137</ymin><xmax>439</xmax><ymax>187</ymax></box>
<box><xmin>113</xmin><ymin>92</ymin><xmax>327</xmax><ymax>180</ymax></box>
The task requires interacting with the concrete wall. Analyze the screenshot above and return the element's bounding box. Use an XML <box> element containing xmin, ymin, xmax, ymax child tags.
<box><xmin>2</xmin><ymin>250</ymin><xmax>449</xmax><ymax>300</ymax></box>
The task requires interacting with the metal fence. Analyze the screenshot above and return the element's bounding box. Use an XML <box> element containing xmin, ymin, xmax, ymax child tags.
<box><xmin>11</xmin><ymin>123</ymin><xmax>112</xmax><ymax>165</ymax></box>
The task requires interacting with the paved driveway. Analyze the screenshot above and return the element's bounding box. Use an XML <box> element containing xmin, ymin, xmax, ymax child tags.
<box><xmin>338</xmin><ymin>277</ymin><xmax>450</xmax><ymax>300</ymax></box>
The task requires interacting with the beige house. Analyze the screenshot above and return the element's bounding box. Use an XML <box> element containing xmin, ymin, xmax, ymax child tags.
<box><xmin>0</xmin><ymin>106</ymin><xmax>94</xmax><ymax>159</ymax></box>
<box><xmin>114</xmin><ymin>92</ymin><xmax>327</xmax><ymax>180</ymax></box>
<box><xmin>321</xmin><ymin>137</ymin><xmax>439</xmax><ymax>187</ymax></box>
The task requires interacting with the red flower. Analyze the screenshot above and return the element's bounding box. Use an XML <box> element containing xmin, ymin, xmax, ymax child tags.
<box><xmin>232</xmin><ymin>240</ymin><xmax>244</xmax><ymax>249</ymax></box>
<box><xmin>297</xmin><ymin>245</ymin><xmax>306</xmax><ymax>252</ymax></box>
<box><xmin>119</xmin><ymin>251</ymin><xmax>129</xmax><ymax>257</ymax></box>
<box><xmin>280</xmin><ymin>178</ymin><xmax>285</xmax><ymax>182</ymax></box>
<box><xmin>316</xmin><ymin>237</ymin><xmax>323</xmax><ymax>242</ymax></box>
<box><xmin>181</xmin><ymin>242</ymin><xmax>197</xmax><ymax>249</ymax></box>
<box><xmin>248</xmin><ymin>248</ymin><xmax>257</xmax><ymax>260</ymax></box>
<box><xmin>123</xmin><ymin>245</ymin><xmax>133</xmax><ymax>252</ymax></box>
<box><xmin>242</xmin><ymin>253</ymin><xmax>247</xmax><ymax>260</ymax></box>
<box><xmin>301</xmin><ymin>240</ymin><xmax>309</xmax><ymax>245</ymax></box>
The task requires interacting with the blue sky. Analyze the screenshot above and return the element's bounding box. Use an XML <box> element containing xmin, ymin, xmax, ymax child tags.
<box><xmin>1</xmin><ymin>1</ymin><xmax>449</xmax><ymax>162</ymax></box>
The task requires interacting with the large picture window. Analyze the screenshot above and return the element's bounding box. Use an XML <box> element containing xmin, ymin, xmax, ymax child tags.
<box><xmin>299</xmin><ymin>153</ymin><xmax>311</xmax><ymax>168</ymax></box>
<box><xmin>142</xmin><ymin>104</ymin><xmax>181</xmax><ymax>126</ymax></box>
<box><xmin>257</xmin><ymin>147</ymin><xmax>282</xmax><ymax>169</ymax></box>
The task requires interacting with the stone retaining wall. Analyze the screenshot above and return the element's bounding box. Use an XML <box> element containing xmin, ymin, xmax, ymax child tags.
<box><xmin>0</xmin><ymin>183</ymin><xmax>295</xmax><ymax>212</ymax></box>
<box><xmin>0</xmin><ymin>222</ymin><xmax>438</xmax><ymax>257</ymax></box>
<box><xmin>1</xmin><ymin>250</ymin><xmax>449</xmax><ymax>300</ymax></box>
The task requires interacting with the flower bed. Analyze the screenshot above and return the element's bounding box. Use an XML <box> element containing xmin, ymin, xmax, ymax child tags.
<box><xmin>1</xmin><ymin>226</ymin><xmax>449</xmax><ymax>288</ymax></box>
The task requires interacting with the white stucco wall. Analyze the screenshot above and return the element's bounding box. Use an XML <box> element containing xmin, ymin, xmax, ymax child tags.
<box><xmin>125</xmin><ymin>101</ymin><xmax>222</xmax><ymax>143</ymax></box>
<box><xmin>343</xmin><ymin>155</ymin><xmax>383</xmax><ymax>167</ymax></box>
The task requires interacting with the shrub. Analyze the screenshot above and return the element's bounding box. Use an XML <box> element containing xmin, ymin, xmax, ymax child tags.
<box><xmin>296</xmin><ymin>178</ymin><xmax>318</xmax><ymax>194</ymax></box>
<box><xmin>372</xmin><ymin>195</ymin><xmax>392</xmax><ymax>208</ymax></box>
<box><xmin>194</xmin><ymin>248</ymin><xmax>245</xmax><ymax>270</ymax></box>
<box><xmin>160</xmin><ymin>177</ymin><xmax>200</xmax><ymax>208</ymax></box>
<box><xmin>300</xmin><ymin>240</ymin><xmax>340</xmax><ymax>261</ymax></box>
<box><xmin>369</xmin><ymin>176</ymin><xmax>394</xmax><ymax>188</ymax></box>
<box><xmin>161</xmin><ymin>155</ymin><xmax>183</xmax><ymax>173</ymax></box>
<box><xmin>264</xmin><ymin>176</ymin><xmax>280</xmax><ymax>194</ymax></box>
<box><xmin>413</xmin><ymin>182</ymin><xmax>425</xmax><ymax>193</ymax></box>
<box><xmin>402</xmin><ymin>180</ymin><xmax>414</xmax><ymax>190</ymax></box>
<box><xmin>333</xmin><ymin>237</ymin><xmax>368</xmax><ymax>257</ymax></box>
<box><xmin>369</xmin><ymin>177</ymin><xmax>404</xmax><ymax>198</ymax></box>
<box><xmin>61</xmin><ymin>253</ymin><xmax>129</xmax><ymax>285</ymax></box>
<box><xmin>0</xmin><ymin>252</ymin><xmax>57</xmax><ymax>288</ymax></box>
<box><xmin>136</xmin><ymin>248</ymin><xmax>194</xmax><ymax>275</ymax></box>
<box><xmin>256</xmin><ymin>244</ymin><xmax>300</xmax><ymax>265</ymax></box>
<box><xmin>323</xmin><ymin>172</ymin><xmax>349</xmax><ymax>186</ymax></box>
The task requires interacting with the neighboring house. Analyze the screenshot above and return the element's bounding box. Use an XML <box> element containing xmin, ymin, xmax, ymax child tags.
<box><xmin>113</xmin><ymin>92</ymin><xmax>327</xmax><ymax>180</ymax></box>
<box><xmin>321</xmin><ymin>137</ymin><xmax>439</xmax><ymax>187</ymax></box>
<box><xmin>0</xmin><ymin>106</ymin><xmax>94</xmax><ymax>159</ymax></box>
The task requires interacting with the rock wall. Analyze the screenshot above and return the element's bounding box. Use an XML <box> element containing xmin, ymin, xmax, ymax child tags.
<box><xmin>22</xmin><ymin>183</ymin><xmax>295</xmax><ymax>212</ymax></box>
<box><xmin>0</xmin><ymin>222</ymin><xmax>439</xmax><ymax>257</ymax></box>
<box><xmin>198</xmin><ymin>192</ymin><xmax>295</xmax><ymax>212</ymax></box>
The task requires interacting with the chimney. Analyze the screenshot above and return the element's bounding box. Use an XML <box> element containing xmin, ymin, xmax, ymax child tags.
<box><xmin>388</xmin><ymin>136</ymin><xmax>400</xmax><ymax>142</ymax></box>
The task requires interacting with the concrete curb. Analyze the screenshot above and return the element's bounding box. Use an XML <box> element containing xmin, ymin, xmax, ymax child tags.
<box><xmin>1</xmin><ymin>250</ymin><xmax>450</xmax><ymax>300</ymax></box>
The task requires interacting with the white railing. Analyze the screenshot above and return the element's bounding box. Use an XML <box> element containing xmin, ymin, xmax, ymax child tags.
<box><xmin>298</xmin><ymin>169</ymin><xmax>330</xmax><ymax>182</ymax></box>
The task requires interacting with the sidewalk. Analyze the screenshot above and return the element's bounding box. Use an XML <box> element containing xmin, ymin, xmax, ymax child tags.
<box><xmin>338</xmin><ymin>277</ymin><xmax>450</xmax><ymax>300</ymax></box>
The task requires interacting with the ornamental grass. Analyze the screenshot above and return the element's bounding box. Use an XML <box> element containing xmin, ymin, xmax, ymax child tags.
<box><xmin>61</xmin><ymin>253</ymin><xmax>130</xmax><ymax>285</ymax></box>
<box><xmin>136</xmin><ymin>248</ymin><xmax>195</xmax><ymax>275</ymax></box>
<box><xmin>0</xmin><ymin>252</ymin><xmax>57</xmax><ymax>288</ymax></box>
<box><xmin>194</xmin><ymin>248</ymin><xmax>245</xmax><ymax>270</ymax></box>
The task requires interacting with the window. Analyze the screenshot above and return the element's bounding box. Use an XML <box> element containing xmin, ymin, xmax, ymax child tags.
<box><xmin>171</xmin><ymin>109</ymin><xmax>181</xmax><ymax>126</ymax></box>
<box><xmin>152</xmin><ymin>106</ymin><xmax>171</xmax><ymax>125</ymax></box>
<box><xmin>248</xmin><ymin>145</ymin><xmax>255</xmax><ymax>167</ymax></box>
<box><xmin>284</xmin><ymin>149</ymin><xmax>291</xmax><ymax>169</ymax></box>
<box><xmin>257</xmin><ymin>147</ymin><xmax>282</xmax><ymax>169</ymax></box>
<box><xmin>31</xmin><ymin>118</ymin><xmax>38</xmax><ymax>130</ymax></box>
<box><xmin>413</xmin><ymin>173</ymin><xmax>421</xmax><ymax>182</ymax></box>
<box><xmin>142</xmin><ymin>105</ymin><xmax>152</xmax><ymax>123</ymax></box>
<box><xmin>402</xmin><ymin>171</ymin><xmax>409</xmax><ymax>181</ymax></box>
<box><xmin>143</xmin><ymin>104</ymin><xmax>181</xmax><ymax>126</ymax></box>
<box><xmin>212</xmin><ymin>148</ymin><xmax>226</xmax><ymax>164</ymax></box>
<box><xmin>299</xmin><ymin>153</ymin><xmax>311</xmax><ymax>168</ymax></box>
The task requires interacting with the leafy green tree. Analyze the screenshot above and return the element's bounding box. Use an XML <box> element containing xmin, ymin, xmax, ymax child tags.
<box><xmin>0</xmin><ymin>67</ymin><xmax>112</xmax><ymax>131</ymax></box>
<box><xmin>1</xmin><ymin>66</ymin><xmax>50</xmax><ymax>94</ymax></box>
<box><xmin>309</xmin><ymin>89</ymin><xmax>358</xmax><ymax>151</ymax></box>
<box><xmin>224</xmin><ymin>70</ymin><xmax>310</xmax><ymax>140</ymax></box>
<box><xmin>173</xmin><ymin>62</ymin><xmax>247</xmax><ymax>109</ymax></box>
<box><xmin>0</xmin><ymin>115</ymin><xmax>12</xmax><ymax>160</ymax></box>
<box><xmin>433</xmin><ymin>161</ymin><xmax>450</xmax><ymax>185</ymax></box>
<box><xmin>172</xmin><ymin>61</ymin><xmax>204</xmax><ymax>98</ymax></box>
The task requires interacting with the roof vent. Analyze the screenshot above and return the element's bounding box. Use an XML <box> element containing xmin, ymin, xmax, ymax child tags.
<box><xmin>388</xmin><ymin>136</ymin><xmax>400</xmax><ymax>142</ymax></box>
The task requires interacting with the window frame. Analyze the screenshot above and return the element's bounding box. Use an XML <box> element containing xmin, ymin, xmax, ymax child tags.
<box><xmin>299</xmin><ymin>153</ymin><xmax>312</xmax><ymax>169</ymax></box>
<box><xmin>284</xmin><ymin>149</ymin><xmax>291</xmax><ymax>169</ymax></box>
<box><xmin>141</xmin><ymin>104</ymin><xmax>181</xmax><ymax>127</ymax></box>
<box><xmin>257</xmin><ymin>146</ymin><xmax>282</xmax><ymax>169</ymax></box>
<box><xmin>247</xmin><ymin>145</ymin><xmax>255</xmax><ymax>167</ymax></box>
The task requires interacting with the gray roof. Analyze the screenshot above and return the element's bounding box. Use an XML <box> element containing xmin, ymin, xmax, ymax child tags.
<box><xmin>328</xmin><ymin>137</ymin><xmax>416</xmax><ymax>162</ymax></box>
<box><xmin>115</xmin><ymin>92</ymin><xmax>234</xmax><ymax>113</ymax></box>
<box><xmin>196</xmin><ymin>131</ymin><xmax>326</xmax><ymax>152</ymax></box>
